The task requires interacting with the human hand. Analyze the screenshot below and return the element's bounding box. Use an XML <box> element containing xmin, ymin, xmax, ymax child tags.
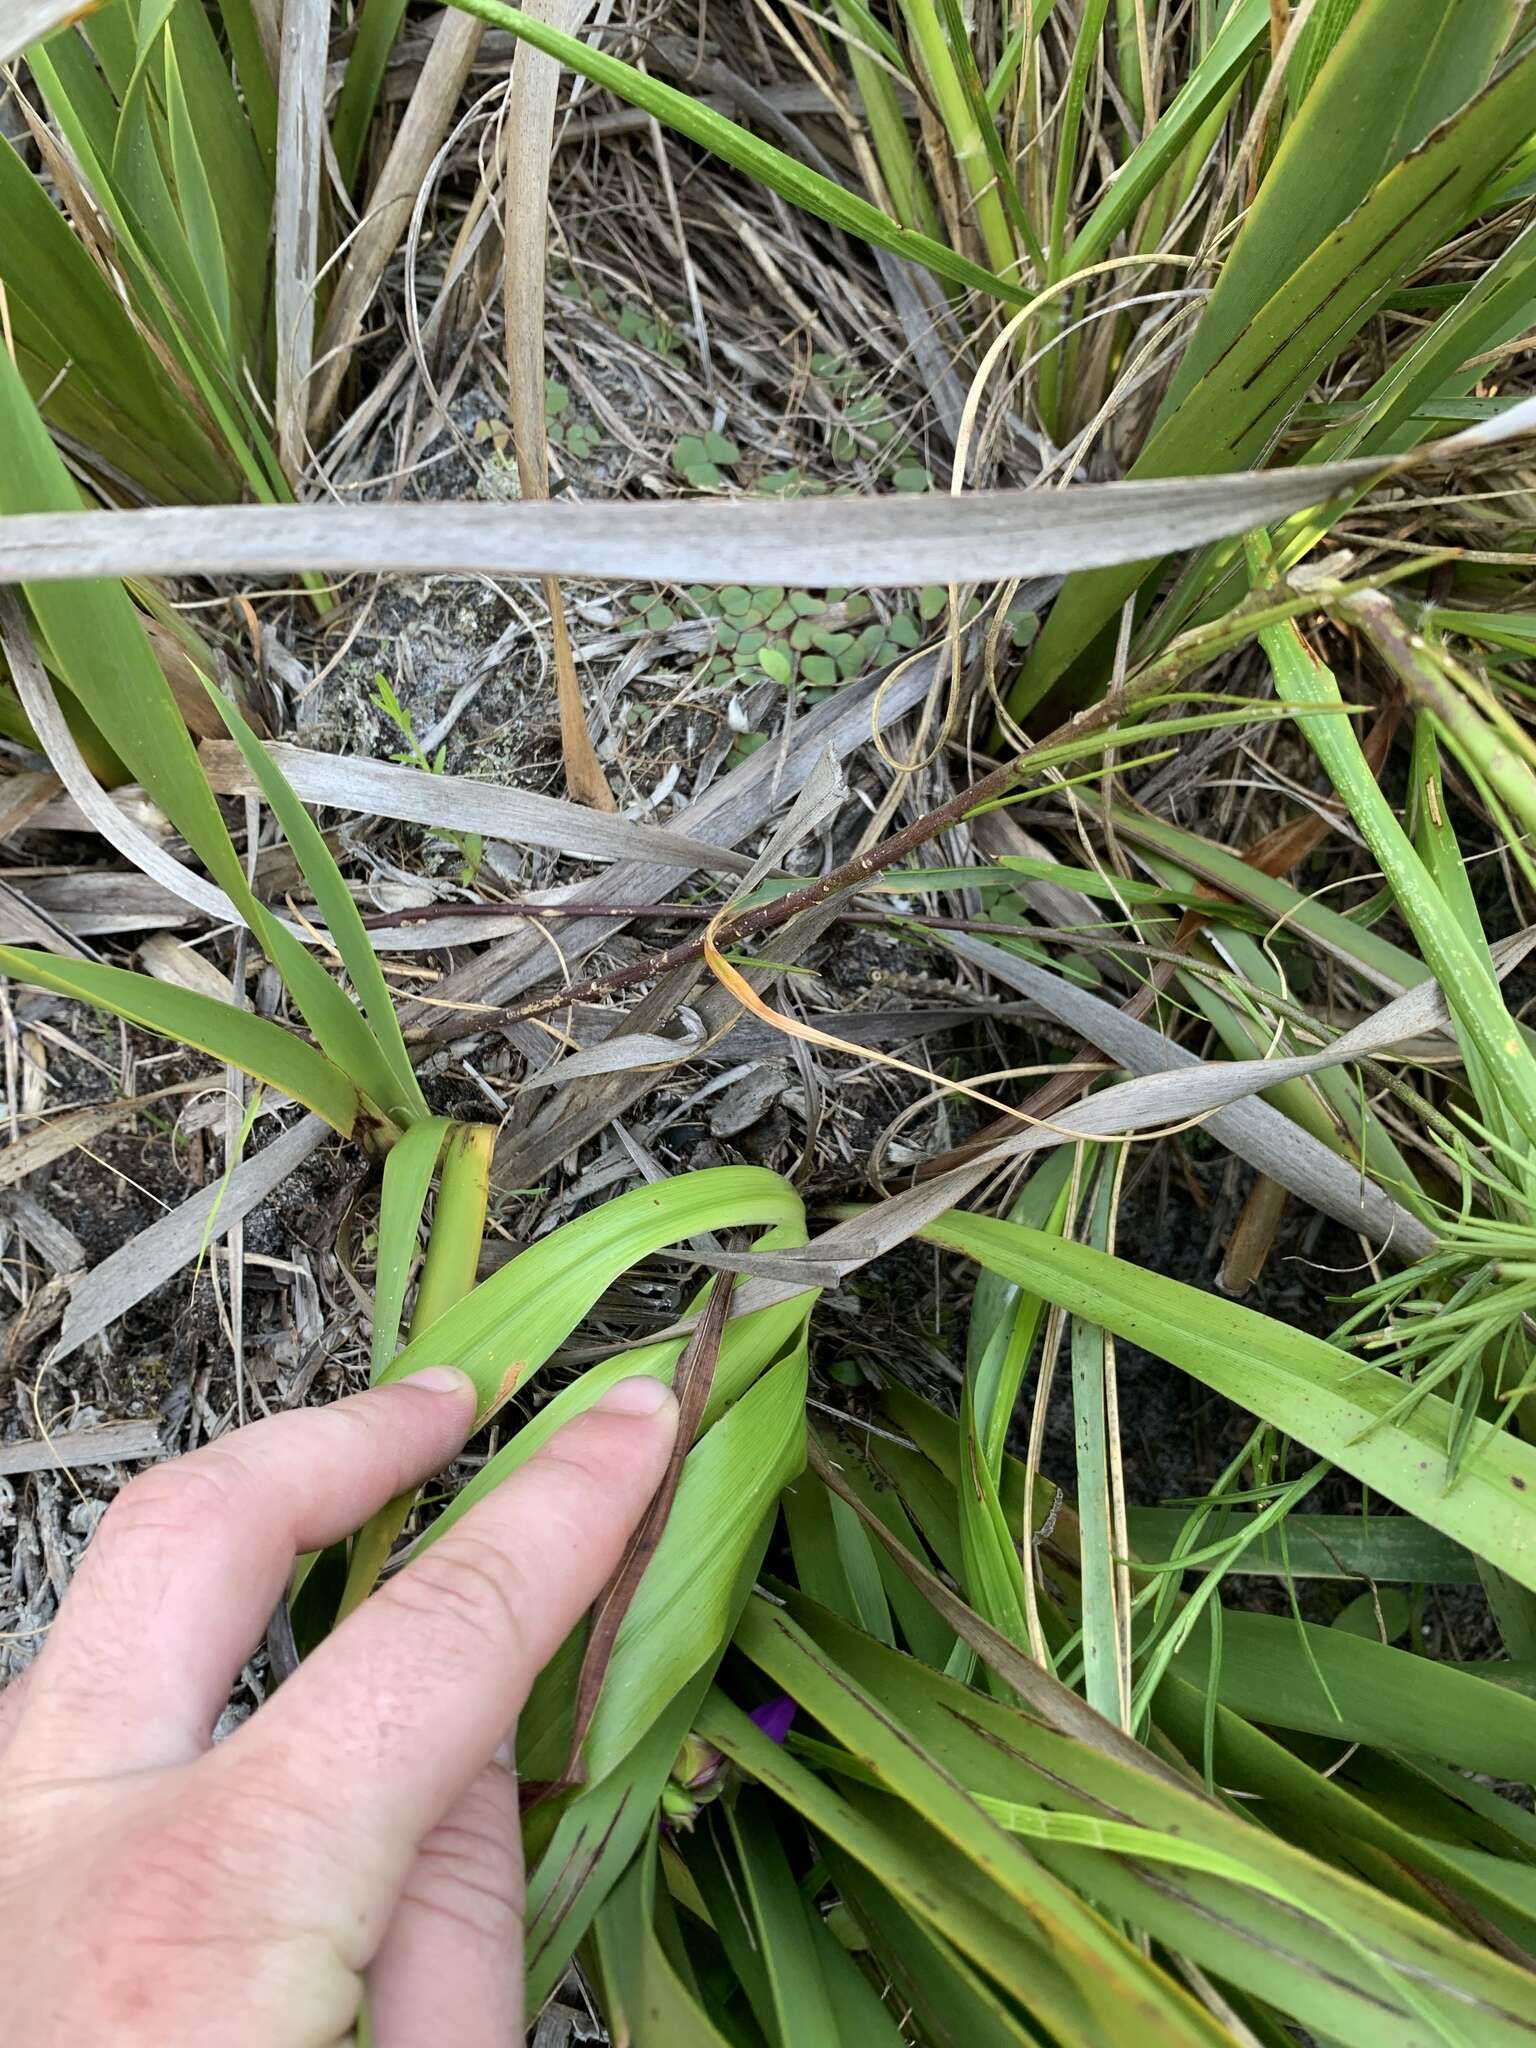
<box><xmin>0</xmin><ymin>1366</ymin><xmax>678</xmax><ymax>2046</ymax></box>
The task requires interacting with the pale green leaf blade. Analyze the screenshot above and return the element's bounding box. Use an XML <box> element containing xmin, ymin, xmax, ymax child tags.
<box><xmin>0</xmin><ymin>945</ymin><xmax>366</xmax><ymax>1135</ymax></box>
<box><xmin>370</xmin><ymin>1117</ymin><xmax>451</xmax><ymax>1378</ymax></box>
<box><xmin>206</xmin><ymin>686</ymin><xmax>428</xmax><ymax>1121</ymax></box>
<box><xmin>921</xmin><ymin>1213</ymin><xmax>1536</xmax><ymax>1593</ymax></box>
<box><xmin>380</xmin><ymin>1165</ymin><xmax>807</xmax><ymax>1420</ymax></box>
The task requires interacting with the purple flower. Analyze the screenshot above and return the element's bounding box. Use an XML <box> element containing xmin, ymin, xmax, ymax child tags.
<box><xmin>749</xmin><ymin>1694</ymin><xmax>796</xmax><ymax>1746</ymax></box>
<box><xmin>661</xmin><ymin>1696</ymin><xmax>798</xmax><ymax>1832</ymax></box>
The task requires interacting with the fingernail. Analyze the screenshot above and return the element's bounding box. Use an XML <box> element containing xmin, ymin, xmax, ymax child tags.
<box><xmin>400</xmin><ymin>1365</ymin><xmax>475</xmax><ymax>1399</ymax></box>
<box><xmin>594</xmin><ymin>1375</ymin><xmax>675</xmax><ymax>1418</ymax></box>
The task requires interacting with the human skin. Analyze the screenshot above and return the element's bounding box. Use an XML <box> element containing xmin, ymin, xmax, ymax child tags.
<box><xmin>0</xmin><ymin>1366</ymin><xmax>678</xmax><ymax>2045</ymax></box>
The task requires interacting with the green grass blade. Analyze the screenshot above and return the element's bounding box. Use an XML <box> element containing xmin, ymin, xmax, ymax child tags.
<box><xmin>1154</xmin><ymin>1675</ymin><xmax>1536</xmax><ymax>1953</ymax></box>
<box><xmin>1014</xmin><ymin>40</ymin><xmax>1536</xmax><ymax>712</ymax></box>
<box><xmin>0</xmin><ymin>946</ymin><xmax>368</xmax><ymax>1135</ymax></box>
<box><xmin>1070</xmin><ymin>1162</ymin><xmax>1126</xmax><ymax>1726</ymax></box>
<box><xmin>380</xmin><ymin>1165</ymin><xmax>807</xmax><ymax>1421</ymax></box>
<box><xmin>1261</xmin><ymin>612</ymin><xmax>1536</xmax><ymax>1155</ymax></box>
<box><xmin>0</xmin><ymin>355</ymin><xmax>410</xmax><ymax>1109</ymax></box>
<box><xmin>1106</xmin><ymin>805</ymin><xmax>1425</xmax><ymax>992</ymax></box>
<box><xmin>370</xmin><ymin>1117</ymin><xmax>451</xmax><ymax>1378</ymax></box>
<box><xmin>921</xmin><ymin>1212</ymin><xmax>1536</xmax><ymax>1594</ymax></box>
<box><xmin>331</xmin><ymin>0</ymin><xmax>410</xmax><ymax>188</ymax></box>
<box><xmin>212</xmin><ymin>0</ymin><xmax>278</xmax><ymax>169</ymax></box>
<box><xmin>0</xmin><ymin>349</ymin><xmax>248</xmax><ymax>902</ymax></box>
<box><xmin>440</xmin><ymin>0</ymin><xmax>1023</xmax><ymax>307</ymax></box>
<box><xmin>698</xmin><ymin>1685</ymin><xmax>1211</xmax><ymax>2046</ymax></box>
<box><xmin>205</xmin><ymin>686</ymin><xmax>427</xmax><ymax>1121</ymax></box>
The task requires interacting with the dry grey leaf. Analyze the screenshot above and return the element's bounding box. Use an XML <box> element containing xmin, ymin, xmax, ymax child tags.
<box><xmin>0</xmin><ymin>0</ymin><xmax>83</xmax><ymax>65</ymax></box>
<box><xmin>409</xmin><ymin>650</ymin><xmax>938</xmax><ymax>1030</ymax></box>
<box><xmin>53</xmin><ymin>1114</ymin><xmax>327</xmax><ymax>1361</ymax></box>
<box><xmin>0</xmin><ymin>593</ymin><xmax>284</xmax><ymax>935</ymax></box>
<box><xmin>731</xmin><ymin>748</ymin><xmax>846</xmax><ymax>902</ymax></box>
<box><xmin>0</xmin><ymin>460</ymin><xmax>1437</xmax><ymax>584</ymax></box>
<box><xmin>0</xmin><ymin>1419</ymin><xmax>162</xmax><ymax>1478</ymax></box>
<box><xmin>702</xmin><ymin>950</ymin><xmax>1460</xmax><ymax>1309</ymax></box>
<box><xmin>198</xmin><ymin>738</ymin><xmax>752</xmax><ymax>875</ymax></box>
<box><xmin>519</xmin><ymin>1015</ymin><xmax>708</xmax><ymax>1089</ymax></box>
<box><xmin>307</xmin><ymin>8</ymin><xmax>483</xmax><ymax>432</ymax></box>
<box><xmin>12</xmin><ymin>401</ymin><xmax>1536</xmax><ymax>584</ymax></box>
<box><xmin>0</xmin><ymin>1081</ymin><xmax>208</xmax><ymax>1195</ymax></box>
<box><xmin>1</xmin><ymin>1187</ymin><xmax>87</xmax><ymax>1274</ymax></box>
<box><xmin>0</xmin><ymin>770</ymin><xmax>64</xmax><ymax>838</ymax></box>
<box><xmin>138</xmin><ymin>933</ymin><xmax>239</xmax><ymax>1003</ymax></box>
<box><xmin>0</xmin><ymin>873</ymin><xmax>195</xmax><ymax>941</ymax></box>
<box><xmin>0</xmin><ymin>880</ymin><xmax>85</xmax><ymax>954</ymax></box>
<box><xmin>273</xmin><ymin>0</ymin><xmax>326</xmax><ymax>479</ymax></box>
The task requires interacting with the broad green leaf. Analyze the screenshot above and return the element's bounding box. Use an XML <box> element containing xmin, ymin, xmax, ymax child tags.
<box><xmin>163</xmin><ymin>0</ymin><xmax>272</xmax><ymax>353</ymax></box>
<box><xmin>1172</xmin><ymin>1607</ymin><xmax>1536</xmax><ymax>1780</ymax></box>
<box><xmin>920</xmin><ymin>1213</ymin><xmax>1536</xmax><ymax>1593</ymax></box>
<box><xmin>524</xmin><ymin>1672</ymin><xmax>714</xmax><ymax>2009</ymax></box>
<box><xmin>370</xmin><ymin>1117</ymin><xmax>450</xmax><ymax>1378</ymax></box>
<box><xmin>823</xmin><ymin>1445</ymin><xmax>958</xmax><ymax>1667</ymax></box>
<box><xmin>1154</xmin><ymin>1674</ymin><xmax>1536</xmax><ymax>1954</ymax></box>
<box><xmin>700</xmin><ymin>1790</ymin><xmax>855</xmax><ymax>2047</ymax></box>
<box><xmin>588</xmin><ymin>1841</ymin><xmax>733</xmax><ymax>2048</ymax></box>
<box><xmin>161</xmin><ymin>34</ymin><xmax>234</xmax><ymax>359</ymax></box>
<box><xmin>517</xmin><ymin>1347</ymin><xmax>806</xmax><ymax>1783</ymax></box>
<box><xmin>784</xmin><ymin>1472</ymin><xmax>892</xmax><ymax>1644</ymax></box>
<box><xmin>785</xmin><ymin>1598</ymin><xmax>1536</xmax><ymax>2046</ymax></box>
<box><xmin>732</xmin><ymin>1598</ymin><xmax>1231</xmax><ymax>2046</ymax></box>
<box><xmin>1164</xmin><ymin>0</ymin><xmax>1519</xmax><ymax>416</ymax></box>
<box><xmin>798</xmin><ymin>1876</ymin><xmax>909</xmax><ymax>2047</ymax></box>
<box><xmin>1126</xmin><ymin>1508</ymin><xmax>1478</xmax><ymax>1583</ymax></box>
<box><xmin>824</xmin><ymin>1847</ymin><xmax>1038</xmax><ymax>2048</ymax></box>
<box><xmin>0</xmin><ymin>348</ymin><xmax>247</xmax><ymax>902</ymax></box>
<box><xmin>0</xmin><ymin>946</ymin><xmax>368</xmax><ymax>1135</ymax></box>
<box><xmin>381</xmin><ymin>1165</ymin><xmax>807</xmax><ymax>1422</ymax></box>
<box><xmin>0</xmin><ymin>136</ymin><xmax>232</xmax><ymax>500</ymax></box>
<box><xmin>698</xmin><ymin>1686</ymin><xmax>1204</xmax><ymax>2046</ymax></box>
<box><xmin>213</xmin><ymin>0</ymin><xmax>278</xmax><ymax>169</ymax></box>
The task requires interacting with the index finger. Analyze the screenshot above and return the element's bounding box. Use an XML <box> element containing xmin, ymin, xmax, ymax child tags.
<box><xmin>214</xmin><ymin>1377</ymin><xmax>677</xmax><ymax>1911</ymax></box>
<box><xmin>9</xmin><ymin>1368</ymin><xmax>479</xmax><ymax>1775</ymax></box>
